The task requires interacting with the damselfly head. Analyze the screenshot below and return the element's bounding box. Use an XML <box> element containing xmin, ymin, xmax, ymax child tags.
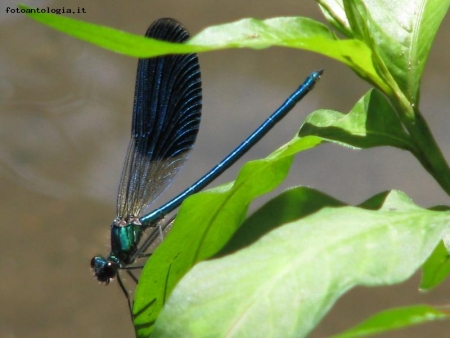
<box><xmin>91</xmin><ymin>256</ymin><xmax>118</xmax><ymax>284</ymax></box>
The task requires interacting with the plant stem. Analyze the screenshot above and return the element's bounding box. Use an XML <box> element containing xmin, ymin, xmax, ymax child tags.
<box><xmin>403</xmin><ymin>108</ymin><xmax>450</xmax><ymax>197</ymax></box>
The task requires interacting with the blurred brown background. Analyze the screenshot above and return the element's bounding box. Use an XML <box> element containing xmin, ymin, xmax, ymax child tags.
<box><xmin>1</xmin><ymin>0</ymin><xmax>449</xmax><ymax>337</ymax></box>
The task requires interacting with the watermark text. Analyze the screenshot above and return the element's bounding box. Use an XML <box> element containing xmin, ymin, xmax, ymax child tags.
<box><xmin>6</xmin><ymin>7</ymin><xmax>86</xmax><ymax>14</ymax></box>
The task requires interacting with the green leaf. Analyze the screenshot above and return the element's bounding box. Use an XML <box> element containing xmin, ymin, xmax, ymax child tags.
<box><xmin>331</xmin><ymin>305</ymin><xmax>450</xmax><ymax>338</ymax></box>
<box><xmin>18</xmin><ymin>4</ymin><xmax>387</xmax><ymax>93</ymax></box>
<box><xmin>342</xmin><ymin>0</ymin><xmax>410</xmax><ymax>117</ymax></box>
<box><xmin>220</xmin><ymin>187</ymin><xmax>345</xmax><ymax>255</ymax></box>
<box><xmin>420</xmin><ymin>240</ymin><xmax>450</xmax><ymax>290</ymax></box>
<box><xmin>317</xmin><ymin>0</ymin><xmax>353</xmax><ymax>37</ymax></box>
<box><xmin>133</xmin><ymin>136</ymin><xmax>323</xmax><ymax>336</ymax></box>
<box><xmin>341</xmin><ymin>0</ymin><xmax>450</xmax><ymax>105</ymax></box>
<box><xmin>299</xmin><ymin>89</ymin><xmax>415</xmax><ymax>151</ymax></box>
<box><xmin>151</xmin><ymin>190</ymin><xmax>449</xmax><ymax>337</ymax></box>
<box><xmin>358</xmin><ymin>191</ymin><xmax>397</xmax><ymax>209</ymax></box>
<box><xmin>17</xmin><ymin>4</ymin><xmax>194</xmax><ymax>57</ymax></box>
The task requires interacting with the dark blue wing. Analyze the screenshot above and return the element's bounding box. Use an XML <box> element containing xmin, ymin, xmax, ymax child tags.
<box><xmin>117</xmin><ymin>18</ymin><xmax>202</xmax><ymax>218</ymax></box>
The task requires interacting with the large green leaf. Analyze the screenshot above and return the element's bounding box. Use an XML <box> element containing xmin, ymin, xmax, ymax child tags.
<box><xmin>219</xmin><ymin>187</ymin><xmax>345</xmax><ymax>255</ymax></box>
<box><xmin>321</xmin><ymin>0</ymin><xmax>450</xmax><ymax>105</ymax></box>
<box><xmin>133</xmin><ymin>136</ymin><xmax>323</xmax><ymax>336</ymax></box>
<box><xmin>331</xmin><ymin>305</ymin><xmax>450</xmax><ymax>338</ymax></box>
<box><xmin>150</xmin><ymin>190</ymin><xmax>449</xmax><ymax>337</ymax></box>
<box><xmin>19</xmin><ymin>5</ymin><xmax>386</xmax><ymax>92</ymax></box>
<box><xmin>299</xmin><ymin>89</ymin><xmax>415</xmax><ymax>151</ymax></box>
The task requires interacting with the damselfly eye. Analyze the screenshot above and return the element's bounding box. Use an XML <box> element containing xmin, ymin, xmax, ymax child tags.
<box><xmin>100</xmin><ymin>262</ymin><xmax>118</xmax><ymax>284</ymax></box>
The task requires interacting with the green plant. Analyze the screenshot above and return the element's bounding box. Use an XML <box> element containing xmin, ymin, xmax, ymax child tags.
<box><xmin>21</xmin><ymin>0</ymin><xmax>450</xmax><ymax>337</ymax></box>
